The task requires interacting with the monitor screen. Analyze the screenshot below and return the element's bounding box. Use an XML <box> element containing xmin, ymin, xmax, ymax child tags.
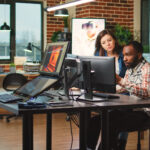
<box><xmin>79</xmin><ymin>56</ymin><xmax>116</xmax><ymax>93</ymax></box>
<box><xmin>40</xmin><ymin>41</ymin><xmax>70</xmax><ymax>76</ymax></box>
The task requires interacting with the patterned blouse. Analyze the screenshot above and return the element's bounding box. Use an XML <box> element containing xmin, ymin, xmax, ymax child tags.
<box><xmin>118</xmin><ymin>59</ymin><xmax>150</xmax><ymax>99</ymax></box>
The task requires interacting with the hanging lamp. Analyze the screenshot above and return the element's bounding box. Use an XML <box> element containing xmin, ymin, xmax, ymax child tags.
<box><xmin>0</xmin><ymin>0</ymin><xmax>11</xmax><ymax>31</ymax></box>
<box><xmin>54</xmin><ymin>8</ymin><xmax>69</xmax><ymax>17</ymax></box>
<box><xmin>1</xmin><ymin>22</ymin><xmax>11</xmax><ymax>30</ymax></box>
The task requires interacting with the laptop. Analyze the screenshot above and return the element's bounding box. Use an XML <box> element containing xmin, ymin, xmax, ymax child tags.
<box><xmin>0</xmin><ymin>41</ymin><xmax>70</xmax><ymax>103</ymax></box>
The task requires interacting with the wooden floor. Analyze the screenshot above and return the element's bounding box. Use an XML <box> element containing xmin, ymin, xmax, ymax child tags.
<box><xmin>0</xmin><ymin>113</ymin><xmax>149</xmax><ymax>150</ymax></box>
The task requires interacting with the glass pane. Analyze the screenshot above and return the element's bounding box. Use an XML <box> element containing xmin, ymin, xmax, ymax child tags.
<box><xmin>0</xmin><ymin>4</ymin><xmax>11</xmax><ymax>60</ymax></box>
<box><xmin>141</xmin><ymin>0</ymin><xmax>149</xmax><ymax>53</ymax></box>
<box><xmin>16</xmin><ymin>3</ymin><xmax>42</xmax><ymax>62</ymax></box>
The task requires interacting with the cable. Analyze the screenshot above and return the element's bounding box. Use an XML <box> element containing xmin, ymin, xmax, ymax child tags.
<box><xmin>71</xmin><ymin>114</ymin><xmax>79</xmax><ymax>127</ymax></box>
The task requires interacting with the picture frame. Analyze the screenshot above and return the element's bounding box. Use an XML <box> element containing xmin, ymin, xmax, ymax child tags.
<box><xmin>72</xmin><ymin>18</ymin><xmax>105</xmax><ymax>56</ymax></box>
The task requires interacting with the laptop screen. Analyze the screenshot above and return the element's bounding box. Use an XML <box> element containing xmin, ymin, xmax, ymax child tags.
<box><xmin>39</xmin><ymin>41</ymin><xmax>69</xmax><ymax>76</ymax></box>
<box><xmin>15</xmin><ymin>76</ymin><xmax>58</xmax><ymax>97</ymax></box>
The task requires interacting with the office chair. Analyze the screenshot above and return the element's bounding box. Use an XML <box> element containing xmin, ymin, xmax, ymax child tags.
<box><xmin>112</xmin><ymin>116</ymin><xmax>150</xmax><ymax>150</ymax></box>
<box><xmin>1</xmin><ymin>73</ymin><xmax>28</xmax><ymax>122</ymax></box>
<box><xmin>3</xmin><ymin>73</ymin><xmax>28</xmax><ymax>91</ymax></box>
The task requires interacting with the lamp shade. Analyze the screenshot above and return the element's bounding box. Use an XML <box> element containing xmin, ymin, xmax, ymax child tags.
<box><xmin>0</xmin><ymin>22</ymin><xmax>11</xmax><ymax>30</ymax></box>
<box><xmin>24</xmin><ymin>43</ymin><xmax>32</xmax><ymax>52</ymax></box>
<box><xmin>54</xmin><ymin>8</ymin><xmax>69</xmax><ymax>17</ymax></box>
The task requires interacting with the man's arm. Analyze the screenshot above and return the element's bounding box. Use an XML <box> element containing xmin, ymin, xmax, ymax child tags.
<box><xmin>116</xmin><ymin>66</ymin><xmax>150</xmax><ymax>98</ymax></box>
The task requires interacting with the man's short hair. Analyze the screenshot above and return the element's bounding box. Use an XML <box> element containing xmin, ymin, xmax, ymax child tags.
<box><xmin>125</xmin><ymin>41</ymin><xmax>143</xmax><ymax>53</ymax></box>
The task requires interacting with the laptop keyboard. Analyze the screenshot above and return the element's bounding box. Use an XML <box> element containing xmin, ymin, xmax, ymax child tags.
<box><xmin>0</xmin><ymin>94</ymin><xmax>22</xmax><ymax>103</ymax></box>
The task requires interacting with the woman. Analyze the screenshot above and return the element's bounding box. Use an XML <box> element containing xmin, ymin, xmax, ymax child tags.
<box><xmin>87</xmin><ymin>29</ymin><xmax>128</xmax><ymax>150</ymax></box>
<box><xmin>95</xmin><ymin>29</ymin><xmax>126</xmax><ymax>78</ymax></box>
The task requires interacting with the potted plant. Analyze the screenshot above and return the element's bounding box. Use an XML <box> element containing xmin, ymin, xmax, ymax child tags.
<box><xmin>9</xmin><ymin>63</ymin><xmax>16</xmax><ymax>73</ymax></box>
<box><xmin>114</xmin><ymin>24</ymin><xmax>132</xmax><ymax>46</ymax></box>
<box><xmin>63</xmin><ymin>17</ymin><xmax>68</xmax><ymax>32</ymax></box>
<box><xmin>51</xmin><ymin>30</ymin><xmax>62</xmax><ymax>42</ymax></box>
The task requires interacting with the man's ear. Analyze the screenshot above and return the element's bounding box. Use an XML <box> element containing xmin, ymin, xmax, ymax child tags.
<box><xmin>138</xmin><ymin>53</ymin><xmax>142</xmax><ymax>60</ymax></box>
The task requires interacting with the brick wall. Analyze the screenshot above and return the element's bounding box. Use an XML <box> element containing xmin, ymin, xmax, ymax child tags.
<box><xmin>47</xmin><ymin>0</ymin><xmax>66</xmax><ymax>43</ymax></box>
<box><xmin>46</xmin><ymin>0</ymin><xmax>134</xmax><ymax>43</ymax></box>
<box><xmin>0</xmin><ymin>65</ymin><xmax>23</xmax><ymax>72</ymax></box>
<box><xmin>76</xmin><ymin>0</ymin><xmax>133</xmax><ymax>31</ymax></box>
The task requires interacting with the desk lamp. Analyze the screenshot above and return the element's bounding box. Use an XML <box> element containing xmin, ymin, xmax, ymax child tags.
<box><xmin>24</xmin><ymin>42</ymin><xmax>41</xmax><ymax>62</ymax></box>
<box><xmin>24</xmin><ymin>42</ymin><xmax>41</xmax><ymax>52</ymax></box>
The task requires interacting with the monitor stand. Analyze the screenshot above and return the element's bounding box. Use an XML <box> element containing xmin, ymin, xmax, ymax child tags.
<box><xmin>77</xmin><ymin>94</ymin><xmax>108</xmax><ymax>102</ymax></box>
<box><xmin>58</xmin><ymin>89</ymin><xmax>82</xmax><ymax>97</ymax></box>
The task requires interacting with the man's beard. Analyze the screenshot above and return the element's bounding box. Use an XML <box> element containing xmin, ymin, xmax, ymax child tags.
<box><xmin>126</xmin><ymin>56</ymin><xmax>140</xmax><ymax>69</ymax></box>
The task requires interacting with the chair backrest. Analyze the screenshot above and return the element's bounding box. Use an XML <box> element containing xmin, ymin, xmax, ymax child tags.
<box><xmin>3</xmin><ymin>73</ymin><xmax>28</xmax><ymax>91</ymax></box>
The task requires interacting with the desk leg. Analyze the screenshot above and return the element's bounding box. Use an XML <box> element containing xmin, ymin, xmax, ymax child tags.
<box><xmin>101</xmin><ymin>110</ymin><xmax>109</xmax><ymax>150</ymax></box>
<box><xmin>22</xmin><ymin>113</ymin><xmax>33</xmax><ymax>150</ymax></box>
<box><xmin>46</xmin><ymin>113</ymin><xmax>52</xmax><ymax>150</ymax></box>
<box><xmin>79</xmin><ymin>110</ymin><xmax>89</xmax><ymax>150</ymax></box>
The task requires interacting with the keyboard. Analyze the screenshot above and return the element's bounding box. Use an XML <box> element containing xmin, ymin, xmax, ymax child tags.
<box><xmin>93</xmin><ymin>93</ymin><xmax>120</xmax><ymax>99</ymax></box>
<box><xmin>0</xmin><ymin>94</ymin><xmax>22</xmax><ymax>103</ymax></box>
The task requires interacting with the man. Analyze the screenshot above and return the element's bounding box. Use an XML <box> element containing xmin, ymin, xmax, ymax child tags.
<box><xmin>113</xmin><ymin>41</ymin><xmax>150</xmax><ymax>150</ymax></box>
<box><xmin>116</xmin><ymin>41</ymin><xmax>150</xmax><ymax>98</ymax></box>
<box><xmin>87</xmin><ymin>41</ymin><xmax>150</xmax><ymax>150</ymax></box>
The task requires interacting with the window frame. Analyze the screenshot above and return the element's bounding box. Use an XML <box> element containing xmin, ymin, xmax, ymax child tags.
<box><xmin>0</xmin><ymin>0</ymin><xmax>44</xmax><ymax>64</ymax></box>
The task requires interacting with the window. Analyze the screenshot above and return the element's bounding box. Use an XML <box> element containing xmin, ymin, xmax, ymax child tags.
<box><xmin>0</xmin><ymin>4</ymin><xmax>11</xmax><ymax>60</ymax></box>
<box><xmin>0</xmin><ymin>1</ymin><xmax>43</xmax><ymax>63</ymax></box>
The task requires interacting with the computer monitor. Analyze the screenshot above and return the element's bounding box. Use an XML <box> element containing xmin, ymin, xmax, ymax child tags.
<box><xmin>79</xmin><ymin>56</ymin><xmax>116</xmax><ymax>98</ymax></box>
<box><xmin>40</xmin><ymin>41</ymin><xmax>70</xmax><ymax>77</ymax></box>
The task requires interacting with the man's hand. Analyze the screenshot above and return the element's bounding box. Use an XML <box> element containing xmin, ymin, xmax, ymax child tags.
<box><xmin>116</xmin><ymin>74</ymin><xmax>122</xmax><ymax>84</ymax></box>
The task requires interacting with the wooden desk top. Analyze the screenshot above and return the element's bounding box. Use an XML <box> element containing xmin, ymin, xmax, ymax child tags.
<box><xmin>0</xmin><ymin>94</ymin><xmax>150</xmax><ymax>115</ymax></box>
<box><xmin>0</xmin><ymin>100</ymin><xmax>98</xmax><ymax>115</ymax></box>
<box><xmin>93</xmin><ymin>94</ymin><xmax>150</xmax><ymax>109</ymax></box>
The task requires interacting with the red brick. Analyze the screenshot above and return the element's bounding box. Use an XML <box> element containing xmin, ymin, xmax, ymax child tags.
<box><xmin>115</xmin><ymin>11</ymin><xmax>123</xmax><ymax>14</ymax></box>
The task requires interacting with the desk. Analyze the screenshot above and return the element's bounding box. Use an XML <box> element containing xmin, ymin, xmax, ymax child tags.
<box><xmin>1</xmin><ymin>95</ymin><xmax>150</xmax><ymax>150</ymax></box>
<box><xmin>0</xmin><ymin>100</ymin><xmax>98</xmax><ymax>150</ymax></box>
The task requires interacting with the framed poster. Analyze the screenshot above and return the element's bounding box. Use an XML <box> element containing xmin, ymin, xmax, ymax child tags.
<box><xmin>72</xmin><ymin>18</ymin><xmax>105</xmax><ymax>56</ymax></box>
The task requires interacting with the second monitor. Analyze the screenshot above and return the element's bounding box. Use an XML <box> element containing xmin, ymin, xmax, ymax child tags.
<box><xmin>79</xmin><ymin>56</ymin><xmax>116</xmax><ymax>100</ymax></box>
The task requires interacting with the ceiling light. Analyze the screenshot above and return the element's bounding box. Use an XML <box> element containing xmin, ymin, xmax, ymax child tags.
<box><xmin>0</xmin><ymin>0</ymin><xmax>11</xmax><ymax>31</ymax></box>
<box><xmin>1</xmin><ymin>22</ymin><xmax>11</xmax><ymax>30</ymax></box>
<box><xmin>54</xmin><ymin>8</ymin><xmax>69</xmax><ymax>17</ymax></box>
<box><xmin>45</xmin><ymin>0</ymin><xmax>95</xmax><ymax>12</ymax></box>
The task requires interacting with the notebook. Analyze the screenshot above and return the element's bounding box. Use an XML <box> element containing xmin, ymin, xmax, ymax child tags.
<box><xmin>0</xmin><ymin>41</ymin><xmax>70</xmax><ymax>103</ymax></box>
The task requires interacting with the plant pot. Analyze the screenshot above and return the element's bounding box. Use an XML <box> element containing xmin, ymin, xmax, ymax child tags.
<box><xmin>64</xmin><ymin>27</ymin><xmax>68</xmax><ymax>33</ymax></box>
<box><xmin>10</xmin><ymin>66</ymin><xmax>16</xmax><ymax>73</ymax></box>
